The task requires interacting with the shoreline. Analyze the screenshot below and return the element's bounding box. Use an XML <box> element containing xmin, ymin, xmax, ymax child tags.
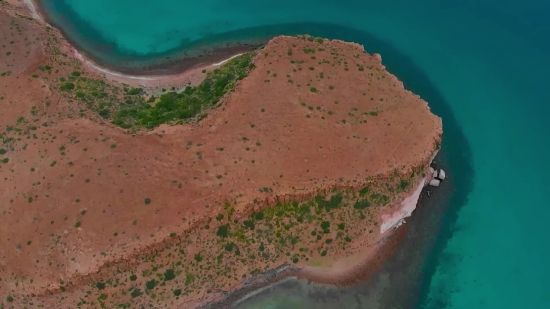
<box><xmin>196</xmin><ymin>170</ymin><xmax>441</xmax><ymax>309</ymax></box>
<box><xmin>193</xmin><ymin>174</ymin><xmax>434</xmax><ymax>308</ymax></box>
<box><xmin>71</xmin><ymin>45</ymin><xmax>248</xmax><ymax>93</ymax></box>
<box><xmin>231</xmin><ymin>155</ymin><xmax>454</xmax><ymax>309</ymax></box>
<box><xmin>1</xmin><ymin>4</ymin><xmax>446</xmax><ymax>308</ymax></box>
<box><xmin>22</xmin><ymin>0</ymin><xmax>41</xmax><ymax>21</ymax></box>
<box><xmin>19</xmin><ymin>0</ymin><xmax>260</xmax><ymax>89</ymax></box>
<box><xmin>194</xmin><ymin>199</ymin><xmax>413</xmax><ymax>309</ymax></box>
<box><xmin>193</xmin><ymin>178</ymin><xmax>431</xmax><ymax>308</ymax></box>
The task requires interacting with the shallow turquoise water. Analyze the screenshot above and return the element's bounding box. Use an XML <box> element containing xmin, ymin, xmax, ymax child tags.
<box><xmin>38</xmin><ymin>0</ymin><xmax>550</xmax><ymax>308</ymax></box>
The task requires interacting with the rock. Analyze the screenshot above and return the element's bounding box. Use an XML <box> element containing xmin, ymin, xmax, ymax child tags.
<box><xmin>429</xmin><ymin>179</ymin><xmax>441</xmax><ymax>187</ymax></box>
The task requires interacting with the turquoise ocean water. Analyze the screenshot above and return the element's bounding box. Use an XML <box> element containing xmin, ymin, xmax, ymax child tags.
<box><xmin>37</xmin><ymin>0</ymin><xmax>550</xmax><ymax>308</ymax></box>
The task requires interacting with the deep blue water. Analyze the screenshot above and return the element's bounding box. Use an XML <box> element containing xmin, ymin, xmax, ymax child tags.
<box><xmin>37</xmin><ymin>0</ymin><xmax>550</xmax><ymax>308</ymax></box>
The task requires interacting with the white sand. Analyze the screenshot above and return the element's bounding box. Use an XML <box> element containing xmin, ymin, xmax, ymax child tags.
<box><xmin>212</xmin><ymin>53</ymin><xmax>243</xmax><ymax>66</ymax></box>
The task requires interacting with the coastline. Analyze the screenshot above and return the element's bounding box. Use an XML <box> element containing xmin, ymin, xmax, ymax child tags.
<box><xmin>222</xmin><ymin>155</ymin><xmax>454</xmax><ymax>309</ymax></box>
<box><xmin>22</xmin><ymin>0</ymin><xmax>41</xmax><ymax>21</ymax></box>
<box><xmin>71</xmin><ymin>45</ymin><xmax>248</xmax><ymax>93</ymax></box>
<box><xmin>187</xmin><ymin>178</ymin><xmax>431</xmax><ymax>309</ymax></box>
<box><xmin>196</xmin><ymin>166</ymin><xmax>445</xmax><ymax>309</ymax></box>
<box><xmin>193</xmin><ymin>193</ymin><xmax>419</xmax><ymax>309</ymax></box>
<box><xmin>18</xmin><ymin>0</ymin><xmax>259</xmax><ymax>90</ymax></box>
<box><xmin>191</xmin><ymin>231</ymin><xmax>405</xmax><ymax>309</ymax></box>
<box><xmin>0</xmin><ymin>4</ymin><xmax>445</xmax><ymax>309</ymax></box>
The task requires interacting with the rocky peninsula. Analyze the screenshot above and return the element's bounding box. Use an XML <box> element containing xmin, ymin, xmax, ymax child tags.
<box><xmin>0</xmin><ymin>2</ymin><xmax>442</xmax><ymax>308</ymax></box>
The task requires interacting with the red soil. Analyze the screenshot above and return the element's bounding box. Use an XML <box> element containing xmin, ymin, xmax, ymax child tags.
<box><xmin>0</xmin><ymin>5</ymin><xmax>442</xmax><ymax>308</ymax></box>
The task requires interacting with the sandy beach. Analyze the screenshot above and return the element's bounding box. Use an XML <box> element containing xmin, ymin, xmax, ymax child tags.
<box><xmin>71</xmin><ymin>46</ymin><xmax>242</xmax><ymax>95</ymax></box>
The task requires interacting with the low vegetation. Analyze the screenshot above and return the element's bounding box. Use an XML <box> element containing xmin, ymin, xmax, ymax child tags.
<box><xmin>55</xmin><ymin>52</ymin><xmax>256</xmax><ymax>130</ymax></box>
<box><xmin>29</xmin><ymin>168</ymin><xmax>422</xmax><ymax>309</ymax></box>
<box><xmin>112</xmin><ymin>52</ymin><xmax>255</xmax><ymax>129</ymax></box>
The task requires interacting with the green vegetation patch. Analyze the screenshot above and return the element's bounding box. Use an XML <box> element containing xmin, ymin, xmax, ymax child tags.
<box><xmin>51</xmin><ymin>162</ymin><xmax>424</xmax><ymax>308</ymax></box>
<box><xmin>353</xmin><ymin>199</ymin><xmax>371</xmax><ymax>210</ymax></box>
<box><xmin>111</xmin><ymin>52</ymin><xmax>256</xmax><ymax>129</ymax></box>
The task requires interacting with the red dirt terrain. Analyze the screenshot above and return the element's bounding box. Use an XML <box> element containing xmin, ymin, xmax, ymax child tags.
<box><xmin>0</xmin><ymin>5</ymin><xmax>442</xmax><ymax>309</ymax></box>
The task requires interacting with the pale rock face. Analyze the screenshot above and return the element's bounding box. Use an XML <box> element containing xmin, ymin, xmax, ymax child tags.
<box><xmin>380</xmin><ymin>178</ymin><xmax>426</xmax><ymax>234</ymax></box>
<box><xmin>429</xmin><ymin>178</ymin><xmax>441</xmax><ymax>187</ymax></box>
<box><xmin>23</xmin><ymin>0</ymin><xmax>42</xmax><ymax>21</ymax></box>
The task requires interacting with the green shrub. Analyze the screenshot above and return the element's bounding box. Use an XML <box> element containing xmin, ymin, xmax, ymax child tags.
<box><xmin>145</xmin><ymin>279</ymin><xmax>158</xmax><ymax>290</ymax></box>
<box><xmin>216</xmin><ymin>224</ymin><xmax>229</xmax><ymax>238</ymax></box>
<box><xmin>194</xmin><ymin>253</ymin><xmax>203</xmax><ymax>262</ymax></box>
<box><xmin>254</xmin><ymin>211</ymin><xmax>264</xmax><ymax>220</ymax></box>
<box><xmin>353</xmin><ymin>199</ymin><xmax>371</xmax><ymax>210</ymax></box>
<box><xmin>185</xmin><ymin>273</ymin><xmax>195</xmax><ymax>285</ymax></box>
<box><xmin>131</xmin><ymin>288</ymin><xmax>142</xmax><ymax>298</ymax></box>
<box><xmin>112</xmin><ymin>52</ymin><xmax>256</xmax><ymax>129</ymax></box>
<box><xmin>243</xmin><ymin>220</ymin><xmax>255</xmax><ymax>230</ymax></box>
<box><xmin>127</xmin><ymin>88</ymin><xmax>143</xmax><ymax>95</ymax></box>
<box><xmin>59</xmin><ymin>82</ymin><xmax>75</xmax><ymax>91</ymax></box>
<box><xmin>163</xmin><ymin>269</ymin><xmax>176</xmax><ymax>281</ymax></box>
<box><xmin>224</xmin><ymin>242</ymin><xmax>235</xmax><ymax>252</ymax></box>
<box><xmin>315</xmin><ymin>193</ymin><xmax>342</xmax><ymax>212</ymax></box>
<box><xmin>98</xmin><ymin>109</ymin><xmax>110</xmax><ymax>118</ymax></box>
